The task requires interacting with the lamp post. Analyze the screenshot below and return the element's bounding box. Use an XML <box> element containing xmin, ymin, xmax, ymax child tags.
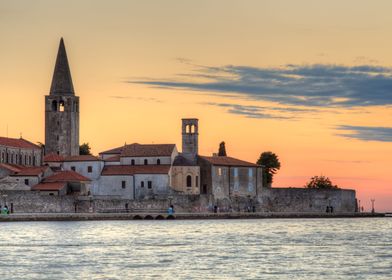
<box><xmin>371</xmin><ymin>199</ymin><xmax>375</xmax><ymax>214</ymax></box>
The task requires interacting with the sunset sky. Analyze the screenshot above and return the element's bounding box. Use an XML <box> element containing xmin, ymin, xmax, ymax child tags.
<box><xmin>1</xmin><ymin>1</ymin><xmax>391</xmax><ymax>211</ymax></box>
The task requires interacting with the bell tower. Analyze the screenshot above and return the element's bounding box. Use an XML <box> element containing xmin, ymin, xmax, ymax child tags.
<box><xmin>45</xmin><ymin>38</ymin><xmax>79</xmax><ymax>156</ymax></box>
<box><xmin>182</xmin><ymin>118</ymin><xmax>199</xmax><ymax>158</ymax></box>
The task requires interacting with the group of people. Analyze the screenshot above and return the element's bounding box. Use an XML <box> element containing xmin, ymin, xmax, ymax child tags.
<box><xmin>0</xmin><ymin>205</ymin><xmax>9</xmax><ymax>215</ymax></box>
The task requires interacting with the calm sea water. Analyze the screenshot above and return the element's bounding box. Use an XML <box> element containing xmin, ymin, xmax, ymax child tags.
<box><xmin>0</xmin><ymin>218</ymin><xmax>391</xmax><ymax>280</ymax></box>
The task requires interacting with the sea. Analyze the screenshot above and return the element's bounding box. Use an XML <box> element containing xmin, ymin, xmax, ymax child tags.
<box><xmin>0</xmin><ymin>218</ymin><xmax>391</xmax><ymax>279</ymax></box>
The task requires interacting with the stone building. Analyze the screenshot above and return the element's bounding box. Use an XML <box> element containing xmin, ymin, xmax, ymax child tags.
<box><xmin>170</xmin><ymin>119</ymin><xmax>200</xmax><ymax>195</ymax></box>
<box><xmin>0</xmin><ymin>136</ymin><xmax>42</xmax><ymax>168</ymax></box>
<box><xmin>45</xmin><ymin>38</ymin><xmax>79</xmax><ymax>157</ymax></box>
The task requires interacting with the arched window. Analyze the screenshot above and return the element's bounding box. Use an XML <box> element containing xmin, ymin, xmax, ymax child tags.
<box><xmin>131</xmin><ymin>159</ymin><xmax>135</xmax><ymax>165</ymax></box>
<box><xmin>157</xmin><ymin>159</ymin><xmax>161</xmax><ymax>165</ymax></box>
<box><xmin>59</xmin><ymin>100</ymin><xmax>65</xmax><ymax>112</ymax></box>
<box><xmin>144</xmin><ymin>159</ymin><xmax>148</xmax><ymax>165</ymax></box>
<box><xmin>186</xmin><ymin>175</ymin><xmax>192</xmax><ymax>188</ymax></box>
<box><xmin>52</xmin><ymin>100</ymin><xmax>58</xmax><ymax>112</ymax></box>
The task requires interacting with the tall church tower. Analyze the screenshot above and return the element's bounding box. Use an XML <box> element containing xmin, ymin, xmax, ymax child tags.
<box><xmin>45</xmin><ymin>38</ymin><xmax>79</xmax><ymax>156</ymax></box>
<box><xmin>182</xmin><ymin>118</ymin><xmax>199</xmax><ymax>159</ymax></box>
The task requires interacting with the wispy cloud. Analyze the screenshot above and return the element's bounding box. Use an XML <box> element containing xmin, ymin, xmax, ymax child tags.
<box><xmin>109</xmin><ymin>96</ymin><xmax>163</xmax><ymax>102</ymax></box>
<box><xmin>336</xmin><ymin>125</ymin><xmax>392</xmax><ymax>142</ymax></box>
<box><xmin>204</xmin><ymin>102</ymin><xmax>318</xmax><ymax>120</ymax></box>
<box><xmin>130</xmin><ymin>63</ymin><xmax>392</xmax><ymax>108</ymax></box>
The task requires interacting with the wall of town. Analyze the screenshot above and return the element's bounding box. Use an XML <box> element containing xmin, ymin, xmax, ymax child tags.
<box><xmin>0</xmin><ymin>187</ymin><xmax>356</xmax><ymax>214</ymax></box>
<box><xmin>258</xmin><ymin>188</ymin><xmax>356</xmax><ymax>213</ymax></box>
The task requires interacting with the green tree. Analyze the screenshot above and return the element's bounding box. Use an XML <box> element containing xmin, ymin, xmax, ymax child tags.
<box><xmin>218</xmin><ymin>141</ymin><xmax>227</xmax><ymax>156</ymax></box>
<box><xmin>257</xmin><ymin>152</ymin><xmax>281</xmax><ymax>187</ymax></box>
<box><xmin>305</xmin><ymin>175</ymin><xmax>338</xmax><ymax>189</ymax></box>
<box><xmin>79</xmin><ymin>143</ymin><xmax>92</xmax><ymax>155</ymax></box>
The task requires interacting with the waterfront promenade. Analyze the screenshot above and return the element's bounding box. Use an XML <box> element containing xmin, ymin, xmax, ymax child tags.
<box><xmin>0</xmin><ymin>212</ymin><xmax>385</xmax><ymax>222</ymax></box>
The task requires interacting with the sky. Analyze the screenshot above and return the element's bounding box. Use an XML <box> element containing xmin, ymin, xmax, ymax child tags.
<box><xmin>0</xmin><ymin>0</ymin><xmax>391</xmax><ymax>211</ymax></box>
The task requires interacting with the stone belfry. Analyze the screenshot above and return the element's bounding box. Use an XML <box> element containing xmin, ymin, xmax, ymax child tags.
<box><xmin>45</xmin><ymin>38</ymin><xmax>79</xmax><ymax>156</ymax></box>
<box><xmin>182</xmin><ymin>118</ymin><xmax>199</xmax><ymax>160</ymax></box>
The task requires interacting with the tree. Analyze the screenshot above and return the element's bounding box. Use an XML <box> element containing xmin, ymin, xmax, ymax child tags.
<box><xmin>257</xmin><ymin>152</ymin><xmax>281</xmax><ymax>187</ymax></box>
<box><xmin>218</xmin><ymin>141</ymin><xmax>227</xmax><ymax>156</ymax></box>
<box><xmin>79</xmin><ymin>143</ymin><xmax>92</xmax><ymax>155</ymax></box>
<box><xmin>305</xmin><ymin>175</ymin><xmax>338</xmax><ymax>189</ymax></box>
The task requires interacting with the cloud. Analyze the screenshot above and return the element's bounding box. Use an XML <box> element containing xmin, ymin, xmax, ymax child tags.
<box><xmin>109</xmin><ymin>96</ymin><xmax>163</xmax><ymax>102</ymax></box>
<box><xmin>204</xmin><ymin>102</ymin><xmax>318</xmax><ymax>120</ymax></box>
<box><xmin>130</xmin><ymin>63</ymin><xmax>392</xmax><ymax>108</ymax></box>
<box><xmin>336</xmin><ymin>125</ymin><xmax>392</xmax><ymax>142</ymax></box>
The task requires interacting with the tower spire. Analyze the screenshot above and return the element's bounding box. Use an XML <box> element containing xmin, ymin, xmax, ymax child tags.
<box><xmin>49</xmin><ymin>37</ymin><xmax>75</xmax><ymax>95</ymax></box>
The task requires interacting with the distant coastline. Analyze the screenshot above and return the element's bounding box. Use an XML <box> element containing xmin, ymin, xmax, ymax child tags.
<box><xmin>0</xmin><ymin>212</ymin><xmax>386</xmax><ymax>222</ymax></box>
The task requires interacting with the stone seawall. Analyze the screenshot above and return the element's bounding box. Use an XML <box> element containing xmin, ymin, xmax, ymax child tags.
<box><xmin>0</xmin><ymin>187</ymin><xmax>356</xmax><ymax>214</ymax></box>
<box><xmin>259</xmin><ymin>188</ymin><xmax>356</xmax><ymax>213</ymax></box>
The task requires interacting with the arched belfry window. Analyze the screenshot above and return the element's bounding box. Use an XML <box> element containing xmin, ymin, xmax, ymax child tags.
<box><xmin>144</xmin><ymin>159</ymin><xmax>148</xmax><ymax>165</ymax></box>
<box><xmin>52</xmin><ymin>100</ymin><xmax>58</xmax><ymax>112</ymax></box>
<box><xmin>157</xmin><ymin>159</ymin><xmax>161</xmax><ymax>165</ymax></box>
<box><xmin>186</xmin><ymin>175</ymin><xmax>192</xmax><ymax>188</ymax></box>
<box><xmin>59</xmin><ymin>100</ymin><xmax>65</xmax><ymax>112</ymax></box>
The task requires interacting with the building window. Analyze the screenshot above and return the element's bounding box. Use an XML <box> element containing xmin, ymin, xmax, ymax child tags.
<box><xmin>186</xmin><ymin>175</ymin><xmax>192</xmax><ymax>188</ymax></box>
<box><xmin>24</xmin><ymin>179</ymin><xmax>29</xmax><ymax>185</ymax></box>
<box><xmin>52</xmin><ymin>100</ymin><xmax>57</xmax><ymax>111</ymax></box>
<box><xmin>218</xmin><ymin>168</ymin><xmax>222</xmax><ymax>176</ymax></box>
<box><xmin>57</xmin><ymin>151</ymin><xmax>60</xmax><ymax>155</ymax></box>
<box><xmin>56</xmin><ymin>135</ymin><xmax>59</xmax><ymax>141</ymax></box>
<box><xmin>33</xmin><ymin>156</ymin><xmax>36</xmax><ymax>166</ymax></box>
<box><xmin>196</xmin><ymin>176</ymin><xmax>199</xmax><ymax>187</ymax></box>
<box><xmin>248</xmin><ymin>168</ymin><xmax>253</xmax><ymax>178</ymax></box>
<box><xmin>141</xmin><ymin>181</ymin><xmax>144</xmax><ymax>188</ymax></box>
<box><xmin>87</xmin><ymin>166</ymin><xmax>92</xmax><ymax>173</ymax></box>
<box><xmin>131</xmin><ymin>159</ymin><xmax>135</xmax><ymax>165</ymax></box>
<box><xmin>121</xmin><ymin>181</ymin><xmax>126</xmax><ymax>189</ymax></box>
<box><xmin>157</xmin><ymin>159</ymin><xmax>161</xmax><ymax>165</ymax></box>
<box><xmin>71</xmin><ymin>166</ymin><xmax>76</xmax><ymax>171</ymax></box>
<box><xmin>144</xmin><ymin>159</ymin><xmax>148</xmax><ymax>165</ymax></box>
<box><xmin>148</xmin><ymin>181</ymin><xmax>152</xmax><ymax>189</ymax></box>
<box><xmin>19</xmin><ymin>155</ymin><xmax>22</xmax><ymax>165</ymax></box>
<box><xmin>59</xmin><ymin>100</ymin><xmax>65</xmax><ymax>112</ymax></box>
<box><xmin>28</xmin><ymin>156</ymin><xmax>31</xmax><ymax>165</ymax></box>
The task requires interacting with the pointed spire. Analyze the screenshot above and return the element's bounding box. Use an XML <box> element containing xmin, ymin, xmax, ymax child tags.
<box><xmin>50</xmin><ymin>38</ymin><xmax>75</xmax><ymax>95</ymax></box>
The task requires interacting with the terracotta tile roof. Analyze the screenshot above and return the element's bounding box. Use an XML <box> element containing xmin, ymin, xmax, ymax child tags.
<box><xmin>12</xmin><ymin>166</ymin><xmax>48</xmax><ymax>176</ymax></box>
<box><xmin>63</xmin><ymin>155</ymin><xmax>101</xmax><ymax>162</ymax></box>
<box><xmin>32</xmin><ymin>182</ymin><xmax>66</xmax><ymax>191</ymax></box>
<box><xmin>104</xmin><ymin>155</ymin><xmax>120</xmax><ymax>162</ymax></box>
<box><xmin>199</xmin><ymin>156</ymin><xmax>259</xmax><ymax>167</ymax></box>
<box><xmin>121</xmin><ymin>143</ymin><xmax>176</xmax><ymax>157</ymax></box>
<box><xmin>0</xmin><ymin>163</ymin><xmax>23</xmax><ymax>173</ymax></box>
<box><xmin>43</xmin><ymin>153</ymin><xmax>64</xmax><ymax>162</ymax></box>
<box><xmin>43</xmin><ymin>170</ymin><xmax>91</xmax><ymax>182</ymax></box>
<box><xmin>100</xmin><ymin>146</ymin><xmax>124</xmax><ymax>155</ymax></box>
<box><xmin>0</xmin><ymin>137</ymin><xmax>41</xmax><ymax>149</ymax></box>
<box><xmin>101</xmin><ymin>165</ymin><xmax>171</xmax><ymax>176</ymax></box>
